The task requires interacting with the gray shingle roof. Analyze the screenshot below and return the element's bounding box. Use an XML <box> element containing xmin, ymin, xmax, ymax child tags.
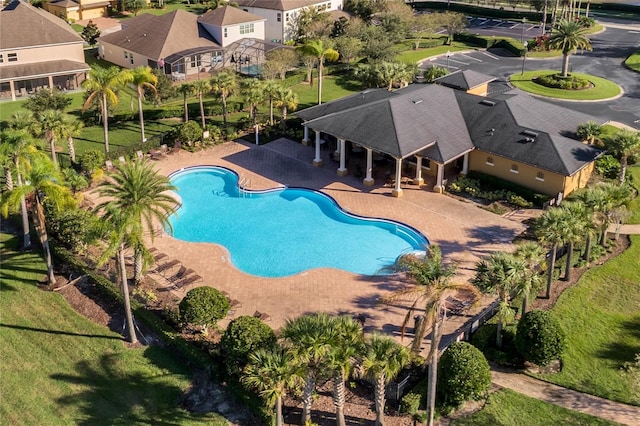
<box><xmin>1</xmin><ymin>0</ymin><xmax>82</xmax><ymax>49</ymax></box>
<box><xmin>99</xmin><ymin>10</ymin><xmax>220</xmax><ymax>61</ymax></box>
<box><xmin>304</xmin><ymin>85</ymin><xmax>474</xmax><ymax>159</ymax></box>
<box><xmin>198</xmin><ymin>5</ymin><xmax>264</xmax><ymax>26</ymax></box>
<box><xmin>434</xmin><ymin>69</ymin><xmax>496</xmax><ymax>91</ymax></box>
<box><xmin>298</xmin><ymin>84</ymin><xmax>604</xmax><ymax>176</ymax></box>
<box><xmin>0</xmin><ymin>59</ymin><xmax>89</xmax><ymax>82</ymax></box>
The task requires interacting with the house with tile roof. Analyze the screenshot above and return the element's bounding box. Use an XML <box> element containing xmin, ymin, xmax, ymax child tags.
<box><xmin>0</xmin><ymin>0</ymin><xmax>90</xmax><ymax>101</ymax></box>
<box><xmin>297</xmin><ymin>82</ymin><xmax>604</xmax><ymax>199</ymax></box>
<box><xmin>235</xmin><ymin>0</ymin><xmax>344</xmax><ymax>43</ymax></box>
<box><xmin>98</xmin><ymin>6</ymin><xmax>279</xmax><ymax>79</ymax></box>
<box><xmin>44</xmin><ymin>0</ymin><xmax>113</xmax><ymax>22</ymax></box>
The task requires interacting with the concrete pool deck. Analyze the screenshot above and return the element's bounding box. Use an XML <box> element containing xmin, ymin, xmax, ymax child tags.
<box><xmin>139</xmin><ymin>138</ymin><xmax>528</xmax><ymax>353</ymax></box>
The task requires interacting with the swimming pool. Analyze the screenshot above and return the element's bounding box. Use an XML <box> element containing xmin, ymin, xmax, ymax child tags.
<box><xmin>168</xmin><ymin>166</ymin><xmax>428</xmax><ymax>277</ymax></box>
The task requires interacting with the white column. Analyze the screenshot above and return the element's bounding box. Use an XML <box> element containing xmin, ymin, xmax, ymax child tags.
<box><xmin>433</xmin><ymin>163</ymin><xmax>445</xmax><ymax>193</ymax></box>
<box><xmin>364</xmin><ymin>148</ymin><xmax>374</xmax><ymax>186</ymax></box>
<box><xmin>337</xmin><ymin>138</ymin><xmax>347</xmax><ymax>176</ymax></box>
<box><xmin>302</xmin><ymin>126</ymin><xmax>310</xmax><ymax>145</ymax></box>
<box><xmin>413</xmin><ymin>156</ymin><xmax>424</xmax><ymax>186</ymax></box>
<box><xmin>9</xmin><ymin>80</ymin><xmax>16</xmax><ymax>101</ymax></box>
<box><xmin>461</xmin><ymin>152</ymin><xmax>469</xmax><ymax>175</ymax></box>
<box><xmin>48</xmin><ymin>75</ymin><xmax>54</xmax><ymax>89</ymax></box>
<box><xmin>313</xmin><ymin>130</ymin><xmax>323</xmax><ymax>167</ymax></box>
<box><xmin>392</xmin><ymin>157</ymin><xmax>403</xmax><ymax>197</ymax></box>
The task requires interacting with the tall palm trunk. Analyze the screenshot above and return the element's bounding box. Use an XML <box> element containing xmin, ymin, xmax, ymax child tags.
<box><xmin>302</xmin><ymin>372</ymin><xmax>315</xmax><ymax>424</ymax></box>
<box><xmin>333</xmin><ymin>370</ymin><xmax>347</xmax><ymax>426</ymax></box>
<box><xmin>317</xmin><ymin>60</ymin><xmax>324</xmax><ymax>105</ymax></box>
<box><xmin>562</xmin><ymin>53</ymin><xmax>570</xmax><ymax>77</ymax></box>
<box><xmin>183</xmin><ymin>92</ymin><xmax>189</xmax><ymax>122</ymax></box>
<box><xmin>586</xmin><ymin>1</ymin><xmax>591</xmax><ymax>17</ymax></box>
<box><xmin>221</xmin><ymin>94</ymin><xmax>228</xmax><ymax>127</ymax></box>
<box><xmin>67</xmin><ymin>137</ymin><xmax>76</xmax><ymax>163</ymax></box>
<box><xmin>546</xmin><ymin>243</ymin><xmax>557</xmax><ymax>298</ymax></box>
<box><xmin>600</xmin><ymin>224</ymin><xmax>609</xmax><ymax>247</ymax></box>
<box><xmin>496</xmin><ymin>318</ymin><xmax>504</xmax><ymax>348</ymax></box>
<box><xmin>522</xmin><ymin>294</ymin><xmax>529</xmax><ymax>317</ymax></box>
<box><xmin>47</xmin><ymin>132</ymin><xmax>58</xmax><ymax>168</ymax></box>
<box><xmin>542</xmin><ymin>0</ymin><xmax>548</xmax><ymax>35</ymax></box>
<box><xmin>33</xmin><ymin>196</ymin><xmax>55</xmax><ymax>284</ymax></box>
<box><xmin>281</xmin><ymin>107</ymin><xmax>288</xmax><ymax>132</ymax></box>
<box><xmin>198</xmin><ymin>92</ymin><xmax>206</xmax><ymax>129</ymax></box>
<box><xmin>252</xmin><ymin>105</ymin><xmax>259</xmax><ymax>146</ymax></box>
<box><xmin>101</xmin><ymin>93</ymin><xmax>110</xmax><ymax>153</ymax></box>
<box><xmin>14</xmin><ymin>164</ymin><xmax>31</xmax><ymax>249</ymax></box>
<box><xmin>552</xmin><ymin>0</ymin><xmax>560</xmax><ymax>29</ymax></box>
<box><xmin>564</xmin><ymin>241</ymin><xmax>574</xmax><ymax>281</ymax></box>
<box><xmin>374</xmin><ymin>373</ymin><xmax>386</xmax><ymax>426</ymax></box>
<box><xmin>137</xmin><ymin>87</ymin><xmax>146</xmax><ymax>142</ymax></box>
<box><xmin>133</xmin><ymin>247</ymin><xmax>143</xmax><ymax>285</ymax></box>
<box><xmin>619</xmin><ymin>156</ymin><xmax>628</xmax><ymax>185</ymax></box>
<box><xmin>275</xmin><ymin>395</ymin><xmax>283</xmax><ymax>426</ymax></box>
<box><xmin>269</xmin><ymin>99</ymin><xmax>274</xmax><ymax>126</ymax></box>
<box><xmin>582</xmin><ymin>233</ymin><xmax>592</xmax><ymax>263</ymax></box>
<box><xmin>118</xmin><ymin>245</ymin><xmax>138</xmax><ymax>344</ymax></box>
<box><xmin>426</xmin><ymin>317</ymin><xmax>442</xmax><ymax>426</ymax></box>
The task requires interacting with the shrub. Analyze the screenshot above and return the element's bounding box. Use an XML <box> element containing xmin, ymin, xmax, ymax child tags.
<box><xmin>437</xmin><ymin>342</ymin><xmax>491</xmax><ymax>407</ymax></box>
<box><xmin>78</xmin><ymin>150</ymin><xmax>105</xmax><ymax>177</ymax></box>
<box><xmin>595</xmin><ymin>154</ymin><xmax>621</xmax><ymax>179</ymax></box>
<box><xmin>471</xmin><ymin>323</ymin><xmax>521</xmax><ymax>366</ymax></box>
<box><xmin>535</xmin><ymin>74</ymin><xmax>591</xmax><ymax>90</ymax></box>
<box><xmin>45</xmin><ymin>204</ymin><xmax>98</xmax><ymax>254</ymax></box>
<box><xmin>515</xmin><ymin>310</ymin><xmax>566</xmax><ymax>367</ymax></box>
<box><xmin>220</xmin><ymin>315</ymin><xmax>277</xmax><ymax>378</ymax></box>
<box><xmin>179</xmin><ymin>286</ymin><xmax>230</xmax><ymax>332</ymax></box>
<box><xmin>400</xmin><ymin>391</ymin><xmax>421</xmax><ymax>415</ymax></box>
<box><xmin>175</xmin><ymin>120</ymin><xmax>202</xmax><ymax>147</ymax></box>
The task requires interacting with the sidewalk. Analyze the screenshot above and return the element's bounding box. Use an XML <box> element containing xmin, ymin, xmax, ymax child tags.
<box><xmin>491</xmin><ymin>367</ymin><xmax>640</xmax><ymax>426</ymax></box>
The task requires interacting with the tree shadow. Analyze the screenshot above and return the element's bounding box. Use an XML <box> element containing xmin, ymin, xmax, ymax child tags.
<box><xmin>0</xmin><ymin>323</ymin><xmax>122</xmax><ymax>340</ymax></box>
<box><xmin>596</xmin><ymin>316</ymin><xmax>640</xmax><ymax>366</ymax></box>
<box><xmin>49</xmin><ymin>349</ymin><xmax>223</xmax><ymax>425</ymax></box>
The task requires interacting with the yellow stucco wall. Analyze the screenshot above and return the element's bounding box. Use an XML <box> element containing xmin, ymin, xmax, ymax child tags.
<box><xmin>466</xmin><ymin>84</ymin><xmax>488</xmax><ymax>97</ymax></box>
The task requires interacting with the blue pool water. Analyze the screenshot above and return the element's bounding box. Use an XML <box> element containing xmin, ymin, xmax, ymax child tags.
<box><xmin>168</xmin><ymin>166</ymin><xmax>428</xmax><ymax>277</ymax></box>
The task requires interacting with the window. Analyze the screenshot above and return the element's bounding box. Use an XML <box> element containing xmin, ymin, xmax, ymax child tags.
<box><xmin>0</xmin><ymin>54</ymin><xmax>3</xmax><ymax>63</ymax></box>
<box><xmin>277</xmin><ymin>12</ymin><xmax>281</xmax><ymax>22</ymax></box>
<box><xmin>129</xmin><ymin>53</ymin><xmax>134</xmax><ymax>65</ymax></box>
<box><xmin>424</xmin><ymin>159</ymin><xmax>431</xmax><ymax>170</ymax></box>
<box><xmin>191</xmin><ymin>55</ymin><xmax>201</xmax><ymax>68</ymax></box>
<box><xmin>240</xmin><ymin>23</ymin><xmax>254</xmax><ymax>35</ymax></box>
<box><xmin>510</xmin><ymin>164</ymin><xmax>519</xmax><ymax>174</ymax></box>
<box><xmin>124</xmin><ymin>51</ymin><xmax>128</xmax><ymax>59</ymax></box>
<box><xmin>224</xmin><ymin>28</ymin><xmax>228</xmax><ymax>38</ymax></box>
<box><xmin>536</xmin><ymin>172</ymin><xmax>545</xmax><ymax>181</ymax></box>
<box><xmin>486</xmin><ymin>156</ymin><xmax>494</xmax><ymax>166</ymax></box>
<box><xmin>285</xmin><ymin>13</ymin><xmax>289</xmax><ymax>22</ymax></box>
<box><xmin>8</xmin><ymin>53</ymin><xmax>18</xmax><ymax>62</ymax></box>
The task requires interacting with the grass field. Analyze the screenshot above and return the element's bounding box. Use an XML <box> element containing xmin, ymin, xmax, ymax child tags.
<box><xmin>451</xmin><ymin>389</ymin><xmax>619</xmax><ymax>425</ymax></box>
<box><xmin>397</xmin><ymin>43</ymin><xmax>479</xmax><ymax>65</ymax></box>
<box><xmin>534</xmin><ymin>235</ymin><xmax>640</xmax><ymax>405</ymax></box>
<box><xmin>510</xmin><ymin>71</ymin><xmax>622</xmax><ymax>100</ymax></box>
<box><xmin>0</xmin><ymin>233</ymin><xmax>226</xmax><ymax>425</ymax></box>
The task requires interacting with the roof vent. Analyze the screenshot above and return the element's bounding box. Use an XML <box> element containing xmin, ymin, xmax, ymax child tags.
<box><xmin>412</xmin><ymin>99</ymin><xmax>423</xmax><ymax>105</ymax></box>
<box><xmin>525</xmin><ymin>137</ymin><xmax>535</xmax><ymax>143</ymax></box>
<box><xmin>480</xmin><ymin>100</ymin><xmax>495</xmax><ymax>106</ymax></box>
<box><xmin>522</xmin><ymin>130</ymin><xmax>539</xmax><ymax>138</ymax></box>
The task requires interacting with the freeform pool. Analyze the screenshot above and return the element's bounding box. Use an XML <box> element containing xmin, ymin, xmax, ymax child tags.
<box><xmin>168</xmin><ymin>166</ymin><xmax>428</xmax><ymax>277</ymax></box>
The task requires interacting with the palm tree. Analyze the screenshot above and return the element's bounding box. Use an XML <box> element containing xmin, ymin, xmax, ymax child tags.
<box><xmin>1</xmin><ymin>152</ymin><xmax>74</xmax><ymax>284</ymax></box>
<box><xmin>576</xmin><ymin>120</ymin><xmax>602</xmax><ymax>145</ymax></box>
<box><xmin>0</xmin><ymin>129</ymin><xmax>37</xmax><ymax>249</ymax></box>
<box><xmin>281</xmin><ymin>312</ymin><xmax>336</xmax><ymax>424</ymax></box>
<box><xmin>535</xmin><ymin>206</ymin><xmax>568</xmax><ymax>298</ymax></box>
<box><xmin>381</xmin><ymin>245</ymin><xmax>478</xmax><ymax>426</ymax></box>
<box><xmin>82</xmin><ymin>65</ymin><xmax>133</xmax><ymax>153</ymax></box>
<box><xmin>604</xmin><ymin>129</ymin><xmax>640</xmax><ymax>185</ymax></box>
<box><xmin>95</xmin><ymin>160</ymin><xmax>178</xmax><ymax>343</ymax></box>
<box><xmin>558</xmin><ymin>201</ymin><xmax>587</xmax><ymax>282</ymax></box>
<box><xmin>130</xmin><ymin>66</ymin><xmax>158</xmax><ymax>143</ymax></box>
<box><xmin>58</xmin><ymin>116</ymin><xmax>83</xmax><ymax>164</ymax></box>
<box><xmin>8</xmin><ymin>110</ymin><xmax>40</xmax><ymax>136</ymax></box>
<box><xmin>597</xmin><ymin>183</ymin><xmax>633</xmax><ymax>246</ymax></box>
<box><xmin>327</xmin><ymin>316</ymin><xmax>364</xmax><ymax>426</ymax></box>
<box><xmin>192</xmin><ymin>79</ymin><xmax>211</xmax><ymax>129</ymax></box>
<box><xmin>241</xmin><ymin>79</ymin><xmax>265</xmax><ymax>145</ymax></box>
<box><xmin>545</xmin><ymin>19</ymin><xmax>592</xmax><ymax>77</ymax></box>
<box><xmin>473</xmin><ymin>251</ymin><xmax>522</xmax><ymax>348</ymax></box>
<box><xmin>262</xmin><ymin>80</ymin><xmax>282</xmax><ymax>126</ymax></box>
<box><xmin>297</xmin><ymin>39</ymin><xmax>339</xmax><ymax>105</ymax></box>
<box><xmin>209</xmin><ymin>71</ymin><xmax>237</xmax><ymax>127</ymax></box>
<box><xmin>360</xmin><ymin>333</ymin><xmax>410</xmax><ymax>426</ymax></box>
<box><xmin>38</xmin><ymin>109</ymin><xmax>67</xmax><ymax>168</ymax></box>
<box><xmin>242</xmin><ymin>347</ymin><xmax>300</xmax><ymax>426</ymax></box>
<box><xmin>177</xmin><ymin>83</ymin><xmax>194</xmax><ymax>122</ymax></box>
<box><xmin>514</xmin><ymin>242</ymin><xmax>546</xmax><ymax>315</ymax></box>
<box><xmin>273</xmin><ymin>87</ymin><xmax>299</xmax><ymax>132</ymax></box>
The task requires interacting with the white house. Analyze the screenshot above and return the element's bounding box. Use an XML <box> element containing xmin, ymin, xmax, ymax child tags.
<box><xmin>235</xmin><ymin>0</ymin><xmax>344</xmax><ymax>43</ymax></box>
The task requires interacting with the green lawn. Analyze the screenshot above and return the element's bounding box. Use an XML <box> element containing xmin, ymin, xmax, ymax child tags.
<box><xmin>0</xmin><ymin>233</ymin><xmax>225</xmax><ymax>425</ymax></box>
<box><xmin>624</xmin><ymin>48</ymin><xmax>640</xmax><ymax>73</ymax></box>
<box><xmin>535</xmin><ymin>235</ymin><xmax>640</xmax><ymax>405</ymax></box>
<box><xmin>397</xmin><ymin>43</ymin><xmax>480</xmax><ymax>65</ymax></box>
<box><xmin>451</xmin><ymin>389</ymin><xmax>618</xmax><ymax>426</ymax></box>
<box><xmin>510</xmin><ymin>71</ymin><xmax>622</xmax><ymax>100</ymax></box>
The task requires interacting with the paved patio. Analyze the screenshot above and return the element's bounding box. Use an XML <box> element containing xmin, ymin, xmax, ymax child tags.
<box><xmin>134</xmin><ymin>138</ymin><xmax>527</xmax><ymax>353</ymax></box>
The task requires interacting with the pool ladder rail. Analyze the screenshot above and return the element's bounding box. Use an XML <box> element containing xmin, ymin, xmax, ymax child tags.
<box><xmin>239</xmin><ymin>176</ymin><xmax>252</xmax><ymax>198</ymax></box>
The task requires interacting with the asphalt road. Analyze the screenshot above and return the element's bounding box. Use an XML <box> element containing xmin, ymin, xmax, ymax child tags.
<box><xmin>422</xmin><ymin>17</ymin><xmax>640</xmax><ymax>127</ymax></box>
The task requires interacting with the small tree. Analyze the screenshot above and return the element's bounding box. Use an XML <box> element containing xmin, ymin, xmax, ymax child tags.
<box><xmin>423</xmin><ymin>66</ymin><xmax>449</xmax><ymax>83</ymax></box>
<box><xmin>515</xmin><ymin>310</ymin><xmax>566</xmax><ymax>367</ymax></box>
<box><xmin>125</xmin><ymin>0</ymin><xmax>146</xmax><ymax>15</ymax></box>
<box><xmin>437</xmin><ymin>342</ymin><xmax>491</xmax><ymax>408</ymax></box>
<box><xmin>179</xmin><ymin>287</ymin><xmax>230</xmax><ymax>333</ymax></box>
<box><xmin>175</xmin><ymin>120</ymin><xmax>202</xmax><ymax>147</ymax></box>
<box><xmin>576</xmin><ymin>121</ymin><xmax>602</xmax><ymax>145</ymax></box>
<box><xmin>81</xmin><ymin>20</ymin><xmax>101</xmax><ymax>47</ymax></box>
<box><xmin>23</xmin><ymin>88</ymin><xmax>72</xmax><ymax>113</ymax></box>
<box><xmin>221</xmin><ymin>315</ymin><xmax>277</xmax><ymax>377</ymax></box>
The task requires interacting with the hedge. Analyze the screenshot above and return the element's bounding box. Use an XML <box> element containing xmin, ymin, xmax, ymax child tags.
<box><xmin>466</xmin><ymin>170</ymin><xmax>549</xmax><ymax>207</ymax></box>
<box><xmin>453</xmin><ymin>33</ymin><xmax>526</xmax><ymax>56</ymax></box>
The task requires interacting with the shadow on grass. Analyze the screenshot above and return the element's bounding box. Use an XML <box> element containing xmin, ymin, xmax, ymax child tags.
<box><xmin>50</xmin><ymin>348</ymin><xmax>213</xmax><ymax>425</ymax></box>
<box><xmin>0</xmin><ymin>323</ymin><xmax>122</xmax><ymax>340</ymax></box>
<box><xmin>596</xmin><ymin>316</ymin><xmax>640</xmax><ymax>366</ymax></box>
